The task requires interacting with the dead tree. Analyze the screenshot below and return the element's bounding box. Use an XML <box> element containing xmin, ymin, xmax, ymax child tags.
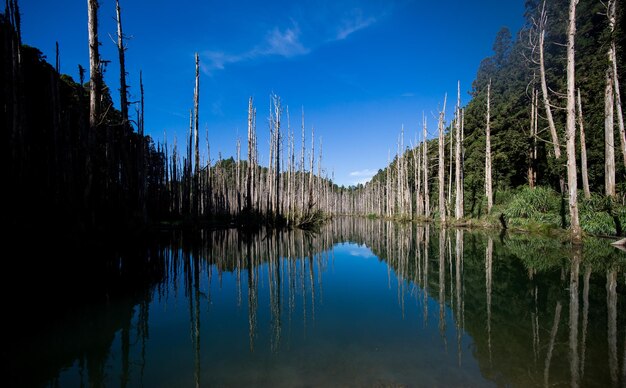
<box><xmin>577</xmin><ymin>89</ymin><xmax>590</xmax><ymax>199</ymax></box>
<box><xmin>246</xmin><ymin>97</ymin><xmax>255</xmax><ymax>212</ymax></box>
<box><xmin>605</xmin><ymin>68</ymin><xmax>616</xmax><ymax>197</ymax></box>
<box><xmin>194</xmin><ymin>53</ymin><xmax>200</xmax><ymax>215</ymax></box>
<box><xmin>88</xmin><ymin>0</ymin><xmax>101</xmax><ymax>129</ymax></box>
<box><xmin>438</xmin><ymin>95</ymin><xmax>447</xmax><ymax>223</ymax></box>
<box><xmin>454</xmin><ymin>81</ymin><xmax>463</xmax><ymax>220</ymax></box>
<box><xmin>534</xmin><ymin>0</ymin><xmax>561</xmax><ymax>159</ymax></box>
<box><xmin>485</xmin><ymin>80</ymin><xmax>493</xmax><ymax>214</ymax></box>
<box><xmin>115</xmin><ymin>0</ymin><xmax>128</xmax><ymax>123</ymax></box>
<box><xmin>273</xmin><ymin>94</ymin><xmax>281</xmax><ymax>217</ymax></box>
<box><xmin>607</xmin><ymin>0</ymin><xmax>626</xmax><ymax>168</ymax></box>
<box><xmin>565</xmin><ymin>0</ymin><xmax>581</xmax><ymax>241</ymax></box>
<box><xmin>423</xmin><ymin>114</ymin><xmax>429</xmax><ymax>217</ymax></box>
<box><xmin>528</xmin><ymin>88</ymin><xmax>538</xmax><ymax>189</ymax></box>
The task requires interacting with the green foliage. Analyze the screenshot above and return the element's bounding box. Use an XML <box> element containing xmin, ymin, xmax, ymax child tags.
<box><xmin>504</xmin><ymin>186</ymin><xmax>560</xmax><ymax>219</ymax></box>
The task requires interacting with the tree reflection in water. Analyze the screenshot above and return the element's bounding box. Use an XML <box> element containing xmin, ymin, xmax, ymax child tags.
<box><xmin>12</xmin><ymin>218</ymin><xmax>626</xmax><ymax>387</ymax></box>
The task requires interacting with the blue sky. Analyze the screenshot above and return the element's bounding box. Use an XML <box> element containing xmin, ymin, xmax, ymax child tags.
<box><xmin>20</xmin><ymin>0</ymin><xmax>524</xmax><ymax>186</ymax></box>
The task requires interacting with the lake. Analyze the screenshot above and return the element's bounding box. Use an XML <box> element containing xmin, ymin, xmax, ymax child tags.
<box><xmin>8</xmin><ymin>218</ymin><xmax>626</xmax><ymax>387</ymax></box>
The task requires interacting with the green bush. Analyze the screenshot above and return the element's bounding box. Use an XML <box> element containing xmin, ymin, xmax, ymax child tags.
<box><xmin>504</xmin><ymin>186</ymin><xmax>560</xmax><ymax>219</ymax></box>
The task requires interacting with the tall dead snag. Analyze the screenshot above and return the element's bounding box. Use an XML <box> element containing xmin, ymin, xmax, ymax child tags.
<box><xmin>300</xmin><ymin>108</ymin><xmax>306</xmax><ymax>214</ymax></box>
<box><xmin>577</xmin><ymin>89</ymin><xmax>590</xmax><ymax>199</ymax></box>
<box><xmin>194</xmin><ymin>53</ymin><xmax>200</xmax><ymax>215</ymax></box>
<box><xmin>528</xmin><ymin>88</ymin><xmax>538</xmax><ymax>189</ymax></box>
<box><xmin>438</xmin><ymin>95</ymin><xmax>447</xmax><ymax>223</ymax></box>
<box><xmin>55</xmin><ymin>41</ymin><xmax>60</xmax><ymax>73</ymax></box>
<box><xmin>246</xmin><ymin>97</ymin><xmax>255</xmax><ymax>212</ymax></box>
<box><xmin>88</xmin><ymin>0</ymin><xmax>101</xmax><ymax>129</ymax></box>
<box><xmin>454</xmin><ymin>81</ymin><xmax>463</xmax><ymax>220</ymax></box>
<box><xmin>423</xmin><ymin>114</ymin><xmax>429</xmax><ymax>218</ymax></box>
<box><xmin>307</xmin><ymin>127</ymin><xmax>315</xmax><ymax>213</ymax></box>
<box><xmin>485</xmin><ymin>80</ymin><xmax>493</xmax><ymax>214</ymax></box>
<box><xmin>607</xmin><ymin>0</ymin><xmax>626</xmax><ymax>168</ymax></box>
<box><xmin>273</xmin><ymin>94</ymin><xmax>281</xmax><ymax>217</ymax></box>
<box><xmin>115</xmin><ymin>0</ymin><xmax>128</xmax><ymax>123</ymax></box>
<box><xmin>565</xmin><ymin>0</ymin><xmax>581</xmax><ymax>241</ymax></box>
<box><xmin>605</xmin><ymin>68</ymin><xmax>616</xmax><ymax>197</ymax></box>
<box><xmin>535</xmin><ymin>1</ymin><xmax>561</xmax><ymax>159</ymax></box>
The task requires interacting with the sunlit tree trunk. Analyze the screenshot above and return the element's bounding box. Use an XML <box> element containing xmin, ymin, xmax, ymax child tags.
<box><xmin>485</xmin><ymin>80</ymin><xmax>493</xmax><ymax>214</ymax></box>
<box><xmin>528</xmin><ymin>88</ymin><xmax>538</xmax><ymax>189</ymax></box>
<box><xmin>423</xmin><ymin>115</ymin><xmax>430</xmax><ymax>218</ymax></box>
<box><xmin>565</xmin><ymin>0</ymin><xmax>581</xmax><ymax>241</ymax></box>
<box><xmin>606</xmin><ymin>68</ymin><xmax>616</xmax><ymax>198</ymax></box>
<box><xmin>194</xmin><ymin>53</ymin><xmax>200</xmax><ymax>216</ymax></box>
<box><xmin>537</xmin><ymin>1</ymin><xmax>561</xmax><ymax>159</ymax></box>
<box><xmin>577</xmin><ymin>89</ymin><xmax>590</xmax><ymax>199</ymax></box>
<box><xmin>455</xmin><ymin>81</ymin><xmax>463</xmax><ymax>220</ymax></box>
<box><xmin>301</xmin><ymin>108</ymin><xmax>306</xmax><ymax>215</ymax></box>
<box><xmin>438</xmin><ymin>95</ymin><xmax>447</xmax><ymax>223</ymax></box>
<box><xmin>273</xmin><ymin>95</ymin><xmax>281</xmax><ymax>217</ymax></box>
<box><xmin>607</xmin><ymin>0</ymin><xmax>626</xmax><ymax>169</ymax></box>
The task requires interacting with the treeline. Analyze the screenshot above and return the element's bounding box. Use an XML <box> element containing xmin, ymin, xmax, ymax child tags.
<box><xmin>350</xmin><ymin>0</ymin><xmax>626</xmax><ymax>240</ymax></box>
<box><xmin>2</xmin><ymin>2</ymin><xmax>167</xmax><ymax>240</ymax></box>
<box><xmin>2</xmin><ymin>0</ymin><xmax>351</xmax><ymax>238</ymax></box>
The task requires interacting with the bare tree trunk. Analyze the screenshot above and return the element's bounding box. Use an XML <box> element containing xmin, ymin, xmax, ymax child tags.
<box><xmin>438</xmin><ymin>95</ymin><xmax>447</xmax><ymax>223</ymax></box>
<box><xmin>485</xmin><ymin>80</ymin><xmax>493</xmax><ymax>214</ymax></box>
<box><xmin>566</xmin><ymin>0</ymin><xmax>581</xmax><ymax>242</ymax></box>
<box><xmin>55</xmin><ymin>41</ymin><xmax>60</xmax><ymax>73</ymax></box>
<box><xmin>607</xmin><ymin>0</ymin><xmax>626</xmax><ymax>169</ymax></box>
<box><xmin>577</xmin><ymin>89</ymin><xmax>590</xmax><ymax>199</ymax></box>
<box><xmin>307</xmin><ymin>127</ymin><xmax>315</xmax><ymax>212</ymax></box>
<box><xmin>606</xmin><ymin>68</ymin><xmax>616</xmax><ymax>197</ymax></box>
<box><xmin>455</xmin><ymin>81</ymin><xmax>463</xmax><ymax>220</ymax></box>
<box><xmin>538</xmin><ymin>1</ymin><xmax>561</xmax><ymax>159</ymax></box>
<box><xmin>88</xmin><ymin>0</ymin><xmax>101</xmax><ymax>130</ymax></box>
<box><xmin>386</xmin><ymin>150</ymin><xmax>391</xmax><ymax>217</ymax></box>
<box><xmin>194</xmin><ymin>53</ymin><xmax>200</xmax><ymax>216</ymax></box>
<box><xmin>115</xmin><ymin>0</ymin><xmax>128</xmax><ymax>124</ymax></box>
<box><xmin>448</xmin><ymin>117</ymin><xmax>453</xmax><ymax>218</ymax></box>
<box><xmin>423</xmin><ymin>114</ymin><xmax>429</xmax><ymax>218</ymax></box>
<box><xmin>273</xmin><ymin>95</ymin><xmax>281</xmax><ymax>217</ymax></box>
<box><xmin>301</xmin><ymin>108</ymin><xmax>306</xmax><ymax>214</ymax></box>
<box><xmin>246</xmin><ymin>98</ymin><xmax>254</xmax><ymax>212</ymax></box>
<box><xmin>528</xmin><ymin>88</ymin><xmax>537</xmax><ymax>189</ymax></box>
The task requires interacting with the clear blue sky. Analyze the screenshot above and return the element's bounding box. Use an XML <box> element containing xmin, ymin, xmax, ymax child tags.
<box><xmin>20</xmin><ymin>0</ymin><xmax>524</xmax><ymax>186</ymax></box>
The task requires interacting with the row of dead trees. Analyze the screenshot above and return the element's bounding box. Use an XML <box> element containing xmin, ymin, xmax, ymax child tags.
<box><xmin>348</xmin><ymin>0</ymin><xmax>624</xmax><ymax>243</ymax></box>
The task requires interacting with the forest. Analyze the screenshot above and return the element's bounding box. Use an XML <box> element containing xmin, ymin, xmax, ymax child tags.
<box><xmin>3</xmin><ymin>0</ymin><xmax>626</xmax><ymax>244</ymax></box>
<box><xmin>354</xmin><ymin>0</ymin><xmax>626</xmax><ymax>240</ymax></box>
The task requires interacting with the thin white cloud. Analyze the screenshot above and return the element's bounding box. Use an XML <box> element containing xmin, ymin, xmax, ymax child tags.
<box><xmin>349</xmin><ymin>168</ymin><xmax>377</xmax><ymax>177</ymax></box>
<box><xmin>349</xmin><ymin>168</ymin><xmax>377</xmax><ymax>186</ymax></box>
<box><xmin>264</xmin><ymin>26</ymin><xmax>309</xmax><ymax>57</ymax></box>
<box><xmin>336</xmin><ymin>12</ymin><xmax>377</xmax><ymax>40</ymax></box>
<box><xmin>201</xmin><ymin>23</ymin><xmax>308</xmax><ymax>74</ymax></box>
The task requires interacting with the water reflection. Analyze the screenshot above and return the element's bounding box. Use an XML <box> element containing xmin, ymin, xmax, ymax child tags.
<box><xmin>13</xmin><ymin>218</ymin><xmax>626</xmax><ymax>387</ymax></box>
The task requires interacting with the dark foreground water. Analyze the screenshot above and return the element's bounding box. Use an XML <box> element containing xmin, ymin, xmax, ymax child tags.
<box><xmin>8</xmin><ymin>219</ymin><xmax>626</xmax><ymax>387</ymax></box>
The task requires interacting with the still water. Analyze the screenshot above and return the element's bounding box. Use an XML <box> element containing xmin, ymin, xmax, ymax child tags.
<box><xmin>14</xmin><ymin>219</ymin><xmax>626</xmax><ymax>387</ymax></box>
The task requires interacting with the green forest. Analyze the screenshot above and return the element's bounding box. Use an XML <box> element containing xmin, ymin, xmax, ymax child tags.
<box><xmin>356</xmin><ymin>0</ymin><xmax>626</xmax><ymax>239</ymax></box>
<box><xmin>3</xmin><ymin>0</ymin><xmax>626</xmax><ymax>243</ymax></box>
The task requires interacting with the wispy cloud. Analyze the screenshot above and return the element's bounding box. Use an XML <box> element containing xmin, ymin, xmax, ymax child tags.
<box><xmin>349</xmin><ymin>168</ymin><xmax>377</xmax><ymax>177</ymax></box>
<box><xmin>264</xmin><ymin>25</ymin><xmax>309</xmax><ymax>57</ymax></box>
<box><xmin>349</xmin><ymin>168</ymin><xmax>377</xmax><ymax>185</ymax></box>
<box><xmin>401</xmin><ymin>92</ymin><xmax>415</xmax><ymax>97</ymax></box>
<box><xmin>336</xmin><ymin>11</ymin><xmax>377</xmax><ymax>40</ymax></box>
<box><xmin>202</xmin><ymin>23</ymin><xmax>308</xmax><ymax>74</ymax></box>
